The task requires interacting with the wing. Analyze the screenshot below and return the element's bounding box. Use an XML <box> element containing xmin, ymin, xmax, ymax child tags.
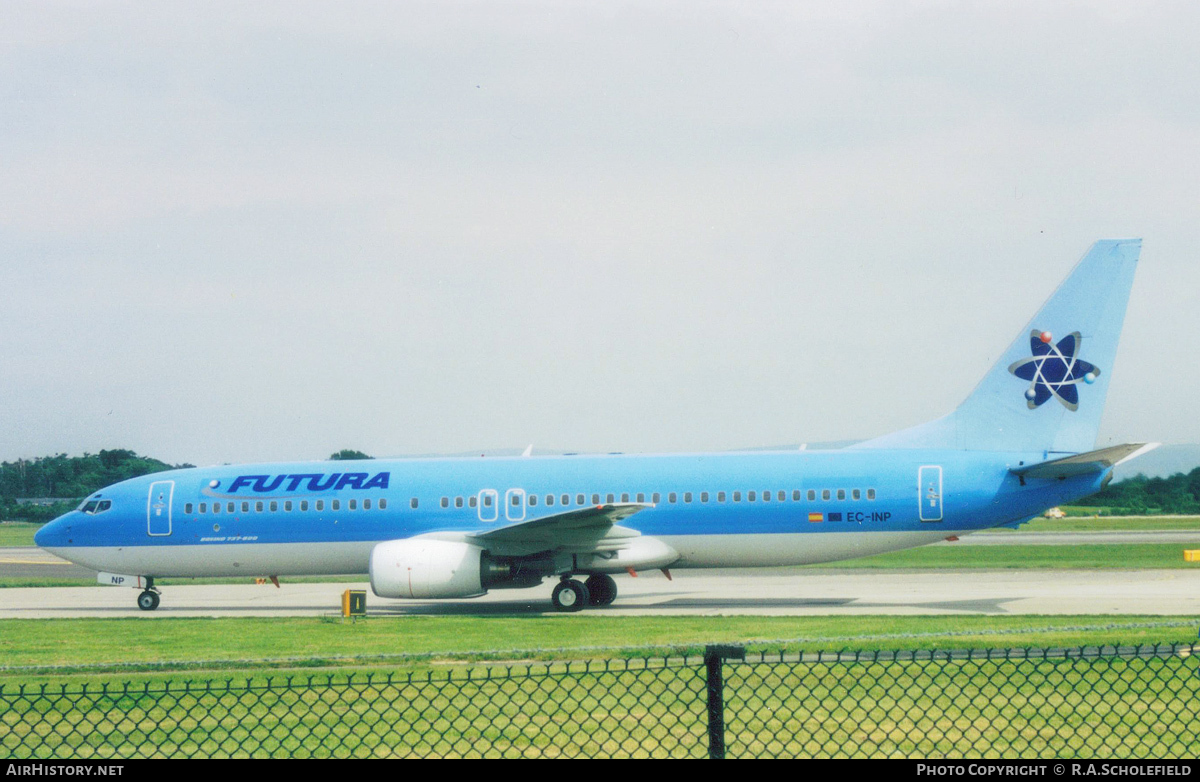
<box><xmin>469</xmin><ymin>503</ymin><xmax>654</xmax><ymax>556</ymax></box>
<box><xmin>1011</xmin><ymin>443</ymin><xmax>1158</xmax><ymax>480</ymax></box>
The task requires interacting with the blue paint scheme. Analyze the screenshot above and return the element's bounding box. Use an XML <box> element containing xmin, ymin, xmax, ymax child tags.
<box><xmin>33</xmin><ymin>239</ymin><xmax>1146</xmax><ymax>604</ymax></box>
<box><xmin>34</xmin><ymin>450</ymin><xmax>1104</xmax><ymax>551</ymax></box>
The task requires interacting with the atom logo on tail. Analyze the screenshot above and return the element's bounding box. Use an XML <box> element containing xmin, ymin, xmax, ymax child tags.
<box><xmin>1008</xmin><ymin>330</ymin><xmax>1100</xmax><ymax>411</ymax></box>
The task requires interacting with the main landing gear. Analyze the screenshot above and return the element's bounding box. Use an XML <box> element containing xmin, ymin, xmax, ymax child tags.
<box><xmin>136</xmin><ymin>577</ymin><xmax>161</xmax><ymax>611</ymax></box>
<box><xmin>551</xmin><ymin>573</ymin><xmax>618</xmax><ymax>612</ymax></box>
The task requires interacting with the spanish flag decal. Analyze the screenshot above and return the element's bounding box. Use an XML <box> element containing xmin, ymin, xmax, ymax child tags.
<box><xmin>808</xmin><ymin>512</ymin><xmax>823</xmax><ymax>523</ymax></box>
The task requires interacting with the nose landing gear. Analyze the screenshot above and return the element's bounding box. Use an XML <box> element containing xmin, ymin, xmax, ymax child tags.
<box><xmin>136</xmin><ymin>577</ymin><xmax>161</xmax><ymax>611</ymax></box>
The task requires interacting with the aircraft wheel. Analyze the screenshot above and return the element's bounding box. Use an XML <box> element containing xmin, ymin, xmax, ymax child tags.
<box><xmin>137</xmin><ymin>591</ymin><xmax>160</xmax><ymax>611</ymax></box>
<box><xmin>551</xmin><ymin>579</ymin><xmax>589</xmax><ymax>612</ymax></box>
<box><xmin>584</xmin><ymin>574</ymin><xmax>617</xmax><ymax>606</ymax></box>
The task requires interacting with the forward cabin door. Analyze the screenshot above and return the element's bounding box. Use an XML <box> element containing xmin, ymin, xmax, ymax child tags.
<box><xmin>918</xmin><ymin>466</ymin><xmax>943</xmax><ymax>522</ymax></box>
<box><xmin>147</xmin><ymin>481</ymin><xmax>174</xmax><ymax>536</ymax></box>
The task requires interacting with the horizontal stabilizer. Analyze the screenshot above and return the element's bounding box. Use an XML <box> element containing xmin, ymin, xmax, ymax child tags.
<box><xmin>1011</xmin><ymin>443</ymin><xmax>1159</xmax><ymax>480</ymax></box>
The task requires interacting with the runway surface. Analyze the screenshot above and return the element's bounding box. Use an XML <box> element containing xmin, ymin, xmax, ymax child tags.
<box><xmin>4</xmin><ymin>567</ymin><xmax>1200</xmax><ymax>618</ymax></box>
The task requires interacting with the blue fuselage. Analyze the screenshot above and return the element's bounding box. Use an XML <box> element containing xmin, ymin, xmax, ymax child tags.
<box><xmin>35</xmin><ymin>449</ymin><xmax>1104</xmax><ymax>578</ymax></box>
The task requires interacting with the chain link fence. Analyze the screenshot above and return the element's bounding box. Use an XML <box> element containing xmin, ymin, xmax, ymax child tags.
<box><xmin>3</xmin><ymin>644</ymin><xmax>1198</xmax><ymax>758</ymax></box>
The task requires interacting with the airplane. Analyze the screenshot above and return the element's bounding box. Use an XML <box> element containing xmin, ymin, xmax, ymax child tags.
<box><xmin>35</xmin><ymin>239</ymin><xmax>1154</xmax><ymax>612</ymax></box>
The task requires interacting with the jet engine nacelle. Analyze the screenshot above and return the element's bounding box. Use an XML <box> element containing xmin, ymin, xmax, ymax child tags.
<box><xmin>369</xmin><ymin>539</ymin><xmax>486</xmax><ymax>599</ymax></box>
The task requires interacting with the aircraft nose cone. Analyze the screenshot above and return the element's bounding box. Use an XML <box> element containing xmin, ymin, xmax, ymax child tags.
<box><xmin>34</xmin><ymin>514</ymin><xmax>71</xmax><ymax>548</ymax></box>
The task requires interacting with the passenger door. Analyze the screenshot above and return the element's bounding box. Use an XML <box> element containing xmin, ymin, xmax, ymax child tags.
<box><xmin>147</xmin><ymin>481</ymin><xmax>174</xmax><ymax>536</ymax></box>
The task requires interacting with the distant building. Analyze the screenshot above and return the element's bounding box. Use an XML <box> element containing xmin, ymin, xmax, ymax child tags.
<box><xmin>15</xmin><ymin>498</ymin><xmax>78</xmax><ymax>507</ymax></box>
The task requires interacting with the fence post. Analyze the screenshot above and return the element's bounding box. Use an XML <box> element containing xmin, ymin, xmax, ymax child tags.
<box><xmin>704</xmin><ymin>644</ymin><xmax>745</xmax><ymax>759</ymax></box>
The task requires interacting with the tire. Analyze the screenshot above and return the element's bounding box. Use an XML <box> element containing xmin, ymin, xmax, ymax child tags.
<box><xmin>551</xmin><ymin>579</ymin><xmax>589</xmax><ymax>612</ymax></box>
<box><xmin>137</xmin><ymin>591</ymin><xmax>160</xmax><ymax>611</ymax></box>
<box><xmin>584</xmin><ymin>574</ymin><xmax>617</xmax><ymax>606</ymax></box>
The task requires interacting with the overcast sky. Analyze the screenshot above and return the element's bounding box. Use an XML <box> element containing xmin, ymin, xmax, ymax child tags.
<box><xmin>1</xmin><ymin>1</ymin><xmax>1198</xmax><ymax>466</ymax></box>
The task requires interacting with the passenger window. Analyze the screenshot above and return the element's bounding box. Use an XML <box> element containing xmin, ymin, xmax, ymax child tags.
<box><xmin>332</xmin><ymin>500</ymin><xmax>340</xmax><ymax>511</ymax></box>
<box><xmin>185</xmin><ymin>503</ymin><xmax>193</xmax><ymax>514</ymax></box>
<box><xmin>483</xmin><ymin>495</ymin><xmax>492</xmax><ymax>507</ymax></box>
<box><xmin>562</xmin><ymin>494</ymin><xmax>570</xmax><ymax>505</ymax></box>
<box><xmin>317</xmin><ymin>500</ymin><xmax>324</xmax><ymax>511</ymax></box>
<box><xmin>652</xmin><ymin>492</ymin><xmax>661</xmax><ymax>503</ymax></box>
<box><xmin>606</xmin><ymin>493</ymin><xmax>615</xmax><ymax>504</ymax></box>
<box><xmin>379</xmin><ymin>498</ymin><xmax>387</xmax><ymax>509</ymax></box>
<box><xmin>792</xmin><ymin>490</ymin><xmax>801</xmax><ymax>501</ymax></box>
<box><xmin>762</xmin><ymin>491</ymin><xmax>770</xmax><ymax>502</ymax></box>
<box><xmin>284</xmin><ymin>501</ymin><xmax>292</xmax><ymax>512</ymax></box>
<box><xmin>441</xmin><ymin>497</ymin><xmax>449</xmax><ymax>508</ymax></box>
<box><xmin>852</xmin><ymin>489</ymin><xmax>861</xmax><ymax>500</ymax></box>
<box><xmin>301</xmin><ymin>501</ymin><xmax>309</xmax><ymax>511</ymax></box>
<box><xmin>807</xmin><ymin>490</ymin><xmax>815</xmax><ymax>501</ymax></box>
<box><xmin>867</xmin><ymin>489</ymin><xmax>876</xmax><ymax>500</ymax></box>
<box><xmin>577</xmin><ymin>494</ymin><xmax>585</xmax><ymax>505</ymax></box>
<box><xmin>718</xmin><ymin>491</ymin><xmax>726</xmax><ymax>502</ymax></box>
<box><xmin>213</xmin><ymin>503</ymin><xmax>221</xmax><ymax>515</ymax></box>
<box><xmin>200</xmin><ymin>503</ymin><xmax>207</xmax><ymax>514</ymax></box>
<box><xmin>669</xmin><ymin>492</ymin><xmax>677</xmax><ymax>503</ymax></box>
<box><xmin>733</xmin><ymin>491</ymin><xmax>741</xmax><ymax>502</ymax></box>
<box><xmin>621</xmin><ymin>493</ymin><xmax>629</xmax><ymax>503</ymax></box>
<box><xmin>546</xmin><ymin>495</ymin><xmax>554</xmax><ymax>506</ymax></box>
<box><xmin>511</xmin><ymin>495</ymin><xmax>520</xmax><ymax>506</ymax></box>
<box><xmin>349</xmin><ymin>499</ymin><xmax>357</xmax><ymax>510</ymax></box>
<box><xmin>529</xmin><ymin>495</ymin><xmax>537</xmax><ymax>507</ymax></box>
<box><xmin>256</xmin><ymin>501</ymin><xmax>264</xmax><ymax>512</ymax></box>
<box><xmin>592</xmin><ymin>494</ymin><xmax>600</xmax><ymax>504</ymax></box>
<box><xmin>467</xmin><ymin>497</ymin><xmax>475</xmax><ymax>508</ymax></box>
<box><xmin>837</xmin><ymin>490</ymin><xmax>846</xmax><ymax>501</ymax></box>
<box><xmin>242</xmin><ymin>502</ymin><xmax>250</xmax><ymax>512</ymax></box>
<box><xmin>778</xmin><ymin>491</ymin><xmax>785</xmax><ymax>502</ymax></box>
<box><xmin>227</xmin><ymin>502</ymin><xmax>234</xmax><ymax>513</ymax></box>
<box><xmin>636</xmin><ymin>493</ymin><xmax>645</xmax><ymax>503</ymax></box>
<box><xmin>455</xmin><ymin>497</ymin><xmax>464</xmax><ymax>508</ymax></box>
<box><xmin>270</xmin><ymin>501</ymin><xmax>278</xmax><ymax>512</ymax></box>
<box><xmin>410</xmin><ymin>498</ymin><xmax>418</xmax><ymax>509</ymax></box>
<box><xmin>822</xmin><ymin>490</ymin><xmax>831</xmax><ymax>501</ymax></box>
<box><xmin>700</xmin><ymin>492</ymin><xmax>708</xmax><ymax>502</ymax></box>
<box><xmin>749</xmin><ymin>491</ymin><xmax>756</xmax><ymax>502</ymax></box>
<box><xmin>684</xmin><ymin>492</ymin><xmax>692</xmax><ymax>503</ymax></box>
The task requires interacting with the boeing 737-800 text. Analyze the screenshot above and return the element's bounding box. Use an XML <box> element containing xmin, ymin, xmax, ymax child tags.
<box><xmin>36</xmin><ymin>239</ymin><xmax>1152</xmax><ymax>611</ymax></box>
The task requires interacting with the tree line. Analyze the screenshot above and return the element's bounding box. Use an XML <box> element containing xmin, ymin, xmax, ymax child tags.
<box><xmin>1082</xmin><ymin>467</ymin><xmax>1200</xmax><ymax>515</ymax></box>
<box><xmin>0</xmin><ymin>449</ymin><xmax>370</xmax><ymax>522</ymax></box>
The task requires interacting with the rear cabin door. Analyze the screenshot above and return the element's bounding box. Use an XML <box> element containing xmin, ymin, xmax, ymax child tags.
<box><xmin>147</xmin><ymin>481</ymin><xmax>174</xmax><ymax>536</ymax></box>
<box><xmin>918</xmin><ymin>466</ymin><xmax>943</xmax><ymax>522</ymax></box>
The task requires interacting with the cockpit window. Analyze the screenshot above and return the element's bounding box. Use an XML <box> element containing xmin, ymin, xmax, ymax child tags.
<box><xmin>81</xmin><ymin>500</ymin><xmax>99</xmax><ymax>513</ymax></box>
<box><xmin>80</xmin><ymin>500</ymin><xmax>111</xmax><ymax>515</ymax></box>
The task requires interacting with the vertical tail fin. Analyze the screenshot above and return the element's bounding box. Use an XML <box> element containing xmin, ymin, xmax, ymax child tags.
<box><xmin>853</xmin><ymin>239</ymin><xmax>1141</xmax><ymax>453</ymax></box>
